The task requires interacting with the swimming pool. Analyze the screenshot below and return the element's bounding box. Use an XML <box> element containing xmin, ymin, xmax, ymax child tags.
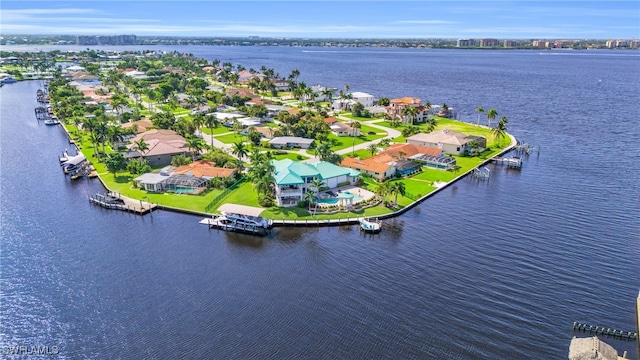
<box><xmin>315</xmin><ymin>191</ymin><xmax>364</xmax><ymax>204</ymax></box>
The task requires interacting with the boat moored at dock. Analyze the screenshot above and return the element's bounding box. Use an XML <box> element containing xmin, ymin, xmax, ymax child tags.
<box><xmin>202</xmin><ymin>212</ymin><xmax>272</xmax><ymax>235</ymax></box>
<box><xmin>359</xmin><ymin>217</ymin><xmax>382</xmax><ymax>233</ymax></box>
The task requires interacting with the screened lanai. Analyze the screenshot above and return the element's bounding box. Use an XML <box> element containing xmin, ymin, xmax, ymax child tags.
<box><xmin>411</xmin><ymin>154</ymin><xmax>457</xmax><ymax>170</ymax></box>
<box><xmin>164</xmin><ymin>174</ymin><xmax>209</xmax><ymax>194</ymax></box>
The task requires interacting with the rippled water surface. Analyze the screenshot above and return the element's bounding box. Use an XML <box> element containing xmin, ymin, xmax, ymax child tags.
<box><xmin>1</xmin><ymin>47</ymin><xmax>639</xmax><ymax>359</ymax></box>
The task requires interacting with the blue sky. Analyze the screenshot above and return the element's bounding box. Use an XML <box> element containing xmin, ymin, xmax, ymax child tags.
<box><xmin>1</xmin><ymin>1</ymin><xmax>638</xmax><ymax>39</ymax></box>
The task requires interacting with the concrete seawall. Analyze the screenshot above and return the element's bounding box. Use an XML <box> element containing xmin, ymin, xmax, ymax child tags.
<box><xmin>59</xmin><ymin>119</ymin><xmax>518</xmax><ymax>227</ymax></box>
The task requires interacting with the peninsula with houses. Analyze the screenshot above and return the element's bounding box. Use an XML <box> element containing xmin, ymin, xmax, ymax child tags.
<box><xmin>2</xmin><ymin>49</ymin><xmax>516</xmax><ymax>225</ymax></box>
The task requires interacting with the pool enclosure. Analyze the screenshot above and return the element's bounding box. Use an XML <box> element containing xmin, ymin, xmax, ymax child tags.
<box><xmin>163</xmin><ymin>174</ymin><xmax>208</xmax><ymax>194</ymax></box>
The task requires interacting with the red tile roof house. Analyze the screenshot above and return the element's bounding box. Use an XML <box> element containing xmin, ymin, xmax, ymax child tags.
<box><xmin>341</xmin><ymin>154</ymin><xmax>397</xmax><ymax>181</ymax></box>
<box><xmin>386</xmin><ymin>97</ymin><xmax>430</xmax><ymax>123</ymax></box>
<box><xmin>134</xmin><ymin>161</ymin><xmax>236</xmax><ymax>194</ymax></box>
<box><xmin>125</xmin><ymin>129</ymin><xmax>191</xmax><ymax>167</ymax></box>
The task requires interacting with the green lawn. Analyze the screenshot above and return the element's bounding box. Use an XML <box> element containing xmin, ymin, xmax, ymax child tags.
<box><xmin>64</xmin><ymin>123</ymin><xmax>225</xmax><ymax>212</ymax></box>
<box><xmin>271</xmin><ymin>152</ymin><xmax>309</xmax><ymax>161</ymax></box>
<box><xmin>342</xmin><ymin>114</ymin><xmax>382</xmax><ymax>122</ymax></box>
<box><xmin>157</xmin><ymin>105</ymin><xmax>191</xmax><ymax>116</ymax></box>
<box><xmin>358</xmin><ymin>124</ymin><xmax>387</xmax><ymax>136</ymax></box>
<box><xmin>215</xmin><ymin>181</ymin><xmax>261</xmax><ymax>210</ymax></box>
<box><xmin>344</xmin><ymin>148</ymin><xmax>375</xmax><ymax>159</ymax></box>
<box><xmin>327</xmin><ymin>132</ymin><xmax>386</xmax><ymax>152</ymax></box>
<box><xmin>215</xmin><ymin>132</ymin><xmax>248</xmax><ymax>144</ymax></box>
<box><xmin>380</xmin><ymin>118</ymin><xmax>509</xmax><ymax>148</ymax></box>
<box><xmin>200</xmin><ymin>126</ymin><xmax>234</xmax><ymax>135</ymax></box>
<box><xmin>60</xmin><ymin>115</ymin><xmax>512</xmax><ymax>221</ymax></box>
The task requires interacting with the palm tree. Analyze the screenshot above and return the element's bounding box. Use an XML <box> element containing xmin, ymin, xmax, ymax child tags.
<box><xmin>134</xmin><ymin>138</ymin><xmax>149</xmax><ymax>165</ymax></box>
<box><xmin>232</xmin><ymin>141</ymin><xmax>249</xmax><ymax>161</ymax></box>
<box><xmin>72</xmin><ymin>116</ymin><xmax>83</xmax><ymax>137</ymax></box>
<box><xmin>402</xmin><ymin>105</ymin><xmax>419</xmax><ymax>125</ymax></box>
<box><xmin>303</xmin><ymin>190</ymin><xmax>316</xmax><ymax>211</ymax></box>
<box><xmin>107</xmin><ymin>125</ymin><xmax>125</xmax><ymax>148</ymax></box>
<box><xmin>350</xmin><ymin>120</ymin><xmax>361</xmax><ymax>155</ymax></box>
<box><xmin>204</xmin><ymin>114</ymin><xmax>219</xmax><ymax>149</ymax></box>
<box><xmin>376</xmin><ymin>181</ymin><xmax>392</xmax><ymax>201</ymax></box>
<box><xmin>475</xmin><ymin>107</ymin><xmax>485</xmax><ymax>126</ymax></box>
<box><xmin>492</xmin><ymin>116</ymin><xmax>509</xmax><ymax>145</ymax></box>
<box><xmin>94</xmin><ymin>120</ymin><xmax>109</xmax><ymax>156</ymax></box>
<box><xmin>310</xmin><ymin>178</ymin><xmax>325</xmax><ymax>194</ymax></box>
<box><xmin>367</xmin><ymin>142</ymin><xmax>378</xmax><ymax>157</ymax></box>
<box><xmin>89</xmin><ymin>132</ymin><xmax>101</xmax><ymax>157</ymax></box>
<box><xmin>186</xmin><ymin>135</ymin><xmax>206</xmax><ymax>160</ymax></box>
<box><xmin>391</xmin><ymin>181</ymin><xmax>406</xmax><ymax>204</ymax></box>
<box><xmin>486</xmin><ymin>108</ymin><xmax>498</xmax><ymax>128</ymax></box>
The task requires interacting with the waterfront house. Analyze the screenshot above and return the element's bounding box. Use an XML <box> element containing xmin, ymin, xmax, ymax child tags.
<box><xmin>332</xmin><ymin>91</ymin><xmax>374</xmax><ymax>110</ymax></box>
<box><xmin>134</xmin><ymin>161</ymin><xmax>235</xmax><ymax>194</ymax></box>
<box><xmin>133</xmin><ymin>172</ymin><xmax>168</xmax><ymax>192</ymax></box>
<box><xmin>386</xmin><ymin>97</ymin><xmax>429</xmax><ymax>123</ymax></box>
<box><xmin>125</xmin><ymin>129</ymin><xmax>190</xmax><ymax>166</ymax></box>
<box><xmin>269</xmin><ymin>136</ymin><xmax>314</xmax><ymax>149</ymax></box>
<box><xmin>272</xmin><ymin>159</ymin><xmax>360</xmax><ymax>207</ymax></box>
<box><xmin>382</xmin><ymin>143</ymin><xmax>456</xmax><ymax>170</ymax></box>
<box><xmin>406</xmin><ymin>129</ymin><xmax>486</xmax><ymax>156</ymax></box>
<box><xmin>237</xmin><ymin>70</ymin><xmax>264</xmax><ymax>85</ymax></box>
<box><xmin>341</xmin><ymin>154</ymin><xmax>396</xmax><ymax>181</ymax></box>
<box><xmin>271</xmin><ymin>78</ymin><xmax>290</xmax><ymax>91</ymax></box>
<box><xmin>350</xmin><ymin>92</ymin><xmax>375</xmax><ymax>107</ymax></box>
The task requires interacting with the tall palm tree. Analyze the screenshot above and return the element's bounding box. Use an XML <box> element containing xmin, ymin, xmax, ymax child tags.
<box><xmin>475</xmin><ymin>107</ymin><xmax>485</xmax><ymax>126</ymax></box>
<box><xmin>376</xmin><ymin>181</ymin><xmax>392</xmax><ymax>201</ymax></box>
<box><xmin>310</xmin><ymin>178</ymin><xmax>325</xmax><ymax>194</ymax></box>
<box><xmin>303</xmin><ymin>190</ymin><xmax>316</xmax><ymax>211</ymax></box>
<box><xmin>232</xmin><ymin>142</ymin><xmax>249</xmax><ymax>161</ymax></box>
<box><xmin>492</xmin><ymin>116</ymin><xmax>509</xmax><ymax>145</ymax></box>
<box><xmin>391</xmin><ymin>181</ymin><xmax>406</xmax><ymax>204</ymax></box>
<box><xmin>402</xmin><ymin>105</ymin><xmax>419</xmax><ymax>125</ymax></box>
<box><xmin>134</xmin><ymin>138</ymin><xmax>149</xmax><ymax>164</ymax></box>
<box><xmin>204</xmin><ymin>114</ymin><xmax>219</xmax><ymax>149</ymax></box>
<box><xmin>192</xmin><ymin>113</ymin><xmax>205</xmax><ymax>132</ymax></box>
<box><xmin>350</xmin><ymin>120</ymin><xmax>362</xmax><ymax>155</ymax></box>
<box><xmin>107</xmin><ymin>125</ymin><xmax>125</xmax><ymax>148</ymax></box>
<box><xmin>186</xmin><ymin>135</ymin><xmax>206</xmax><ymax>160</ymax></box>
<box><xmin>94</xmin><ymin>120</ymin><xmax>109</xmax><ymax>156</ymax></box>
<box><xmin>486</xmin><ymin>108</ymin><xmax>498</xmax><ymax>128</ymax></box>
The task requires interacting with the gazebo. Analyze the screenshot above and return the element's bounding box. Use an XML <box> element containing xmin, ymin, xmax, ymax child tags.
<box><xmin>336</xmin><ymin>191</ymin><xmax>354</xmax><ymax>207</ymax></box>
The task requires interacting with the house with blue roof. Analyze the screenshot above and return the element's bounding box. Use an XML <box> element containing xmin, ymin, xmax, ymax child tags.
<box><xmin>271</xmin><ymin>159</ymin><xmax>361</xmax><ymax>207</ymax></box>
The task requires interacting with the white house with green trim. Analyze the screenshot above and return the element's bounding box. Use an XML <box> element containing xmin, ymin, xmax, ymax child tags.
<box><xmin>272</xmin><ymin>159</ymin><xmax>361</xmax><ymax>207</ymax></box>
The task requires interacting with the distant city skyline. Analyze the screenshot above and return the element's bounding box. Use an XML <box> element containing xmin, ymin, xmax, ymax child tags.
<box><xmin>1</xmin><ymin>1</ymin><xmax>638</xmax><ymax>39</ymax></box>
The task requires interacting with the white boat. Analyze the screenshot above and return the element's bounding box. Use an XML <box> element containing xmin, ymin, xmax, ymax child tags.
<box><xmin>359</xmin><ymin>218</ymin><xmax>382</xmax><ymax>233</ymax></box>
<box><xmin>203</xmin><ymin>212</ymin><xmax>271</xmax><ymax>235</ymax></box>
<box><xmin>61</xmin><ymin>153</ymin><xmax>87</xmax><ymax>173</ymax></box>
<box><xmin>44</xmin><ymin>117</ymin><xmax>59</xmax><ymax>125</ymax></box>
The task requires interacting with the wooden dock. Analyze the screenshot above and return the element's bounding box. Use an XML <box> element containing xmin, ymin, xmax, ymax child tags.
<box><xmin>89</xmin><ymin>191</ymin><xmax>156</xmax><ymax>215</ymax></box>
<box><xmin>572</xmin><ymin>322</ymin><xmax>638</xmax><ymax>341</ymax></box>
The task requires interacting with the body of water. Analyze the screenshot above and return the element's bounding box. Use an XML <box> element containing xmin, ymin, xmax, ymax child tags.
<box><xmin>1</xmin><ymin>46</ymin><xmax>639</xmax><ymax>359</ymax></box>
